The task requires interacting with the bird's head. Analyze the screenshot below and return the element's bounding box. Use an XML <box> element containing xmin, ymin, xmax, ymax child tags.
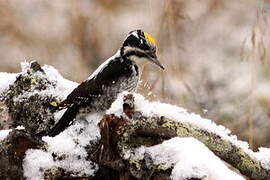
<box><xmin>121</xmin><ymin>30</ymin><xmax>164</xmax><ymax>70</ymax></box>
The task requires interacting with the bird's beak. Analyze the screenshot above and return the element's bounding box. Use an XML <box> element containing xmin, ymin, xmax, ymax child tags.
<box><xmin>147</xmin><ymin>52</ymin><xmax>165</xmax><ymax>70</ymax></box>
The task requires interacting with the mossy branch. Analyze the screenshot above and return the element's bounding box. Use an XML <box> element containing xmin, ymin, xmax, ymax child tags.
<box><xmin>115</xmin><ymin>94</ymin><xmax>270</xmax><ymax>180</ymax></box>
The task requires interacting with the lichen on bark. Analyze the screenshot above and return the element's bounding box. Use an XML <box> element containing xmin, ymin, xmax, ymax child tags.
<box><xmin>0</xmin><ymin>61</ymin><xmax>59</xmax><ymax>135</ymax></box>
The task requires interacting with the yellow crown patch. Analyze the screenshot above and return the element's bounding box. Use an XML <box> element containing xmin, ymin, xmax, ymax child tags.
<box><xmin>144</xmin><ymin>32</ymin><xmax>156</xmax><ymax>46</ymax></box>
<box><xmin>50</xmin><ymin>101</ymin><xmax>58</xmax><ymax>107</ymax></box>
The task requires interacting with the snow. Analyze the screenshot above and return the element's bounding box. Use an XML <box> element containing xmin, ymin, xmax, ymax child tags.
<box><xmin>127</xmin><ymin>137</ymin><xmax>244</xmax><ymax>180</ymax></box>
<box><xmin>109</xmin><ymin>92</ymin><xmax>250</xmax><ymax>149</ymax></box>
<box><xmin>0</xmin><ymin>129</ymin><xmax>12</xmax><ymax>141</ymax></box>
<box><xmin>23</xmin><ymin>150</ymin><xmax>54</xmax><ymax>180</ymax></box>
<box><xmin>108</xmin><ymin>92</ymin><xmax>270</xmax><ymax>171</ymax></box>
<box><xmin>0</xmin><ymin>72</ymin><xmax>17</xmax><ymax>93</ymax></box>
<box><xmin>23</xmin><ymin>113</ymin><xmax>101</xmax><ymax>180</ymax></box>
<box><xmin>16</xmin><ymin>125</ymin><xmax>25</xmax><ymax>130</ymax></box>
<box><xmin>254</xmin><ymin>148</ymin><xmax>270</xmax><ymax>170</ymax></box>
<box><xmin>25</xmin><ymin>62</ymin><xmax>77</xmax><ymax>100</ymax></box>
<box><xmin>0</xmin><ymin>126</ymin><xmax>25</xmax><ymax>141</ymax></box>
<box><xmin>0</xmin><ymin>61</ymin><xmax>77</xmax><ymax>101</ymax></box>
<box><xmin>42</xmin><ymin>64</ymin><xmax>78</xmax><ymax>99</ymax></box>
<box><xmin>20</xmin><ymin>61</ymin><xmax>31</xmax><ymax>73</ymax></box>
<box><xmin>6</xmin><ymin>63</ymin><xmax>77</xmax><ymax>123</ymax></box>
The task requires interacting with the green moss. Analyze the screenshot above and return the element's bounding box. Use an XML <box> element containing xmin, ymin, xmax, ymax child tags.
<box><xmin>239</xmin><ymin>150</ymin><xmax>260</xmax><ymax>171</ymax></box>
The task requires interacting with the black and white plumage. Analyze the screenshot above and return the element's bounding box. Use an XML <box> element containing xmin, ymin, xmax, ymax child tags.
<box><xmin>48</xmin><ymin>30</ymin><xmax>164</xmax><ymax>137</ymax></box>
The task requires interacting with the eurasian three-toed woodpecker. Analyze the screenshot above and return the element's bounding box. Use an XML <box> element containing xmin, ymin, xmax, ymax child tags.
<box><xmin>48</xmin><ymin>30</ymin><xmax>164</xmax><ymax>137</ymax></box>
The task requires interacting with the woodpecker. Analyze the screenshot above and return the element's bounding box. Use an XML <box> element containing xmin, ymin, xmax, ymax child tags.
<box><xmin>48</xmin><ymin>30</ymin><xmax>164</xmax><ymax>137</ymax></box>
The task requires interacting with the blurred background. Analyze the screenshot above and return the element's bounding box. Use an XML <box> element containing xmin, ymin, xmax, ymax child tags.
<box><xmin>0</xmin><ymin>0</ymin><xmax>270</xmax><ymax>150</ymax></box>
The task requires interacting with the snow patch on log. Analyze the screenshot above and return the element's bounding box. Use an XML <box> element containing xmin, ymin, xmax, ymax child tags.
<box><xmin>40</xmin><ymin>64</ymin><xmax>78</xmax><ymax>100</ymax></box>
<box><xmin>0</xmin><ymin>61</ymin><xmax>78</xmax><ymax>134</ymax></box>
<box><xmin>0</xmin><ymin>129</ymin><xmax>12</xmax><ymax>141</ymax></box>
<box><xmin>127</xmin><ymin>137</ymin><xmax>244</xmax><ymax>180</ymax></box>
<box><xmin>108</xmin><ymin>92</ymin><xmax>270</xmax><ymax>171</ymax></box>
<box><xmin>0</xmin><ymin>72</ymin><xmax>17</xmax><ymax>93</ymax></box>
<box><xmin>0</xmin><ymin>61</ymin><xmax>77</xmax><ymax>99</ymax></box>
<box><xmin>23</xmin><ymin>113</ymin><xmax>101</xmax><ymax>180</ymax></box>
<box><xmin>254</xmin><ymin>148</ymin><xmax>270</xmax><ymax>170</ymax></box>
<box><xmin>0</xmin><ymin>126</ymin><xmax>25</xmax><ymax>141</ymax></box>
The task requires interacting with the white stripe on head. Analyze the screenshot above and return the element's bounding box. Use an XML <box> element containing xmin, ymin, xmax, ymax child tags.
<box><xmin>123</xmin><ymin>46</ymin><xmax>146</xmax><ymax>55</ymax></box>
<box><xmin>131</xmin><ymin>31</ymin><xmax>139</xmax><ymax>39</ymax></box>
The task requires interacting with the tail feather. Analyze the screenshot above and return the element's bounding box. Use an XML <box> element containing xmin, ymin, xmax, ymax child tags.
<box><xmin>48</xmin><ymin>105</ymin><xmax>79</xmax><ymax>137</ymax></box>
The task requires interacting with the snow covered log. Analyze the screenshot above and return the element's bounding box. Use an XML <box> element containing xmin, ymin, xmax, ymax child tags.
<box><xmin>106</xmin><ymin>94</ymin><xmax>270</xmax><ymax>180</ymax></box>
<box><xmin>0</xmin><ymin>61</ymin><xmax>270</xmax><ymax>180</ymax></box>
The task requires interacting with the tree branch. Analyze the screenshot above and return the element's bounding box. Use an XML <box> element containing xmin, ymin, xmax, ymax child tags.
<box><xmin>114</xmin><ymin>94</ymin><xmax>270</xmax><ymax>180</ymax></box>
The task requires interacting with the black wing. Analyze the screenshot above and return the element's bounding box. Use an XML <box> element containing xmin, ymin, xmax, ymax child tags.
<box><xmin>59</xmin><ymin>58</ymin><xmax>136</xmax><ymax>108</ymax></box>
<box><xmin>48</xmin><ymin>105</ymin><xmax>79</xmax><ymax>136</ymax></box>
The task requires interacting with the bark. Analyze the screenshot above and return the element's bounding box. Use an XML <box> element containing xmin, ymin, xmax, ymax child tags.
<box><xmin>0</xmin><ymin>130</ymin><xmax>43</xmax><ymax>179</ymax></box>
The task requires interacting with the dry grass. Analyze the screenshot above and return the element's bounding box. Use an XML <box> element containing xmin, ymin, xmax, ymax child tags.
<box><xmin>240</xmin><ymin>4</ymin><xmax>269</xmax><ymax>149</ymax></box>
